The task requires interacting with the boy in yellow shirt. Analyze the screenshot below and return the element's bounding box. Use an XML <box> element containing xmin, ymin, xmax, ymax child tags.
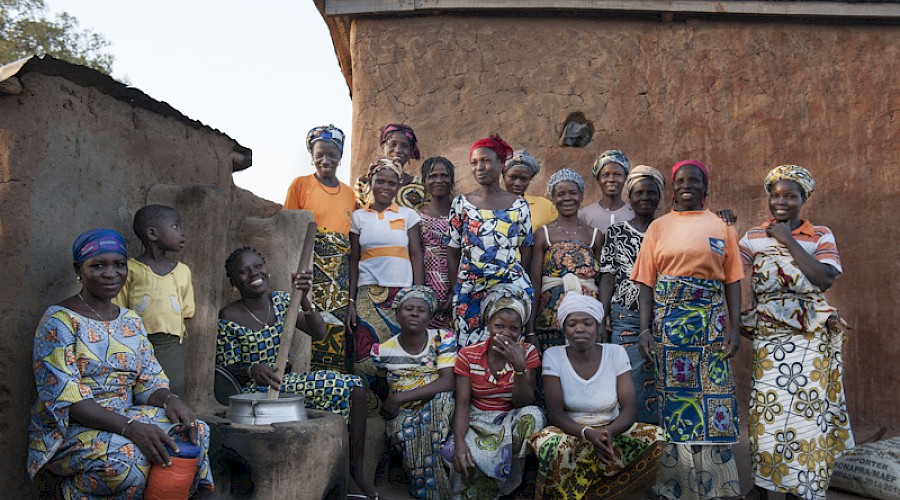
<box><xmin>115</xmin><ymin>204</ymin><xmax>194</xmax><ymax>396</ymax></box>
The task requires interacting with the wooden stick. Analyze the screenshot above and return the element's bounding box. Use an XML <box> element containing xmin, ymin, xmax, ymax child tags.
<box><xmin>267</xmin><ymin>220</ymin><xmax>318</xmax><ymax>399</ymax></box>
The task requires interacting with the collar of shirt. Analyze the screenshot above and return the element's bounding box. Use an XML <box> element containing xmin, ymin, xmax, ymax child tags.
<box><xmin>364</xmin><ymin>202</ymin><xmax>400</xmax><ymax>214</ymax></box>
<box><xmin>764</xmin><ymin>218</ymin><xmax>814</xmax><ymax>237</ymax></box>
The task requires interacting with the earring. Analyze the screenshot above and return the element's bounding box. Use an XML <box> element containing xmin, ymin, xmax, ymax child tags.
<box><xmin>76</xmin><ymin>276</ymin><xmax>82</xmax><ymax>283</ymax></box>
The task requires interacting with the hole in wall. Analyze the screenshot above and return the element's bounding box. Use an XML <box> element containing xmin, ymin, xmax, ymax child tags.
<box><xmin>559</xmin><ymin>112</ymin><xmax>594</xmax><ymax>148</ymax></box>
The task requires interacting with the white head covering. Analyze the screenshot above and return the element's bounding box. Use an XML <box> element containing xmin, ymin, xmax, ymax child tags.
<box><xmin>556</xmin><ymin>291</ymin><xmax>605</xmax><ymax>329</ymax></box>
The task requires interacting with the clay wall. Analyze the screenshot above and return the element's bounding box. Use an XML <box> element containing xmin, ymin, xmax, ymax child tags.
<box><xmin>347</xmin><ymin>15</ymin><xmax>899</xmax><ymax>431</ymax></box>
<box><xmin>0</xmin><ymin>70</ymin><xmax>310</xmax><ymax>497</ymax></box>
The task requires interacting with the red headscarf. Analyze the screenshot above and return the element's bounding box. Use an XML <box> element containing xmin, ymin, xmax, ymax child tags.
<box><xmin>671</xmin><ymin>160</ymin><xmax>710</xmax><ymax>208</ymax></box>
<box><xmin>470</xmin><ymin>134</ymin><xmax>513</xmax><ymax>162</ymax></box>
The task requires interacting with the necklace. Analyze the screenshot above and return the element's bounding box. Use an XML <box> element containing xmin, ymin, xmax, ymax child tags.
<box><xmin>242</xmin><ymin>298</ymin><xmax>272</xmax><ymax>327</ymax></box>
<box><xmin>79</xmin><ymin>292</ymin><xmax>116</xmax><ymax>334</ymax></box>
<box><xmin>556</xmin><ymin>220</ymin><xmax>583</xmax><ymax>238</ymax></box>
<box><xmin>315</xmin><ymin>175</ymin><xmax>342</xmax><ymax>196</ymax></box>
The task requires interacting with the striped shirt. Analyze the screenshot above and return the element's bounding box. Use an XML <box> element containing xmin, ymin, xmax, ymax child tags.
<box><xmin>455</xmin><ymin>339</ymin><xmax>541</xmax><ymax>412</ymax></box>
<box><xmin>371</xmin><ymin>329</ymin><xmax>456</xmax><ymax>392</ymax></box>
<box><xmin>739</xmin><ymin>219</ymin><xmax>842</xmax><ymax>272</ymax></box>
<box><xmin>351</xmin><ymin>203</ymin><xmax>421</xmax><ymax>287</ymax></box>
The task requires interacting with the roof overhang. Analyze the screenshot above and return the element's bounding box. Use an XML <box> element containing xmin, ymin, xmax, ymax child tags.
<box><xmin>314</xmin><ymin>0</ymin><xmax>900</xmax><ymax>92</ymax></box>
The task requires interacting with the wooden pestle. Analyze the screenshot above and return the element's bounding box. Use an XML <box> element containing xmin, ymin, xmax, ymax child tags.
<box><xmin>267</xmin><ymin>221</ymin><xmax>318</xmax><ymax>399</ymax></box>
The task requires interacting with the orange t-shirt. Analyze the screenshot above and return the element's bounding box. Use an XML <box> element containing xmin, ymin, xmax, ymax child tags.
<box><xmin>631</xmin><ymin>210</ymin><xmax>743</xmax><ymax>286</ymax></box>
<box><xmin>283</xmin><ymin>174</ymin><xmax>356</xmax><ymax>234</ymax></box>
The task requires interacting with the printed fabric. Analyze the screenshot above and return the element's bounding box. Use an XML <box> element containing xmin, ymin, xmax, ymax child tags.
<box><xmin>599</xmin><ymin>221</ymin><xmax>645</xmax><ymax>313</ymax></box>
<box><xmin>215</xmin><ymin>291</ymin><xmax>362</xmax><ymax>422</ymax></box>
<box><xmin>28</xmin><ymin>306</ymin><xmax>213</xmax><ymax>497</ymax></box>
<box><xmin>448</xmin><ymin>195</ymin><xmax>534</xmax><ymax>347</ymax></box>
<box><xmin>310</xmin><ymin>229</ymin><xmax>351</xmax><ymax>373</ymax></box>
<box><xmin>740</xmin><ymin>224</ymin><xmax>853</xmax><ymax>500</ymax></box>
<box><xmin>610</xmin><ymin>304</ymin><xmax>659</xmax><ymax>425</ymax></box>
<box><xmin>528</xmin><ymin>422</ymin><xmax>664</xmax><ymax>500</ymax></box>
<box><xmin>355</xmin><ymin>175</ymin><xmax>427</xmax><ymax>209</ymax></box>
<box><xmin>652</xmin><ymin>443</ymin><xmax>741</xmax><ymax>500</ymax></box>
<box><xmin>353</xmin><ymin>284</ymin><xmax>403</xmax><ymax>411</ymax></box>
<box><xmin>418</xmin><ymin>212</ymin><xmax>452</xmax><ymax>329</ymax></box>
<box><xmin>653</xmin><ymin>276</ymin><xmax>739</xmax><ymax>445</ymax></box>
<box><xmin>441</xmin><ymin>406</ymin><xmax>546</xmax><ymax>499</ymax></box>
<box><xmin>534</xmin><ymin>237</ymin><xmax>600</xmax><ymax>348</ymax></box>
<box><xmin>372</xmin><ymin>330</ymin><xmax>457</xmax><ymax>499</ymax></box>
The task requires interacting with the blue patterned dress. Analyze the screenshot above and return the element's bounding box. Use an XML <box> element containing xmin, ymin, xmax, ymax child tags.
<box><xmin>28</xmin><ymin>307</ymin><xmax>213</xmax><ymax>499</ymax></box>
<box><xmin>448</xmin><ymin>195</ymin><xmax>534</xmax><ymax>347</ymax></box>
<box><xmin>216</xmin><ymin>291</ymin><xmax>362</xmax><ymax>421</ymax></box>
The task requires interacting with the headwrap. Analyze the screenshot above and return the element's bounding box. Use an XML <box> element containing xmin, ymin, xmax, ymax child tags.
<box><xmin>482</xmin><ymin>284</ymin><xmax>531</xmax><ymax>325</ymax></box>
<box><xmin>306</xmin><ymin>124</ymin><xmax>345</xmax><ymax>154</ymax></box>
<box><xmin>670</xmin><ymin>159</ymin><xmax>709</xmax><ymax>184</ymax></box>
<box><xmin>380</xmin><ymin>123</ymin><xmax>421</xmax><ymax>160</ymax></box>
<box><xmin>367</xmin><ymin>157</ymin><xmax>404</xmax><ymax>181</ymax></box>
<box><xmin>556</xmin><ymin>291</ymin><xmax>605</xmax><ymax>329</ymax></box>
<box><xmin>393</xmin><ymin>286</ymin><xmax>438</xmax><ymax>317</ymax></box>
<box><xmin>624</xmin><ymin>165</ymin><xmax>665</xmax><ymax>198</ymax></box>
<box><xmin>72</xmin><ymin>229</ymin><xmax>127</xmax><ymax>263</ymax></box>
<box><xmin>504</xmin><ymin>149</ymin><xmax>541</xmax><ymax>176</ymax></box>
<box><xmin>470</xmin><ymin>133</ymin><xmax>513</xmax><ymax>162</ymax></box>
<box><xmin>546</xmin><ymin>168</ymin><xmax>585</xmax><ymax>197</ymax></box>
<box><xmin>591</xmin><ymin>149</ymin><xmax>631</xmax><ymax>178</ymax></box>
<box><xmin>764</xmin><ymin>164</ymin><xmax>816</xmax><ymax>199</ymax></box>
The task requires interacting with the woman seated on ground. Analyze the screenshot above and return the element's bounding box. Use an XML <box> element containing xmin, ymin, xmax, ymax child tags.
<box><xmin>442</xmin><ymin>285</ymin><xmax>545</xmax><ymax>500</ymax></box>
<box><xmin>216</xmin><ymin>247</ymin><xmax>377</xmax><ymax>498</ymax></box>
<box><xmin>503</xmin><ymin>149</ymin><xmax>558</xmax><ymax>230</ymax></box>
<box><xmin>528</xmin><ymin>291</ymin><xmax>664</xmax><ymax>500</ymax></box>
<box><xmin>529</xmin><ymin>168</ymin><xmax>601</xmax><ymax>350</ymax></box>
<box><xmin>371</xmin><ymin>286</ymin><xmax>456</xmax><ymax>500</ymax></box>
<box><xmin>28</xmin><ymin>229</ymin><xmax>213</xmax><ymax>498</ymax></box>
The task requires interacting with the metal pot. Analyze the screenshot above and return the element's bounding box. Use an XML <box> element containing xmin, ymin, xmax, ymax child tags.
<box><xmin>226</xmin><ymin>393</ymin><xmax>308</xmax><ymax>425</ymax></box>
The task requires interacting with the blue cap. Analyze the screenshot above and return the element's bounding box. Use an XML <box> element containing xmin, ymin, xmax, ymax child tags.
<box><xmin>166</xmin><ymin>437</ymin><xmax>201</xmax><ymax>459</ymax></box>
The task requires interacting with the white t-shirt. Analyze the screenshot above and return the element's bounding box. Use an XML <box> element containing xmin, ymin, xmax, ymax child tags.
<box><xmin>542</xmin><ymin>344</ymin><xmax>632</xmax><ymax>426</ymax></box>
<box><xmin>350</xmin><ymin>204</ymin><xmax>421</xmax><ymax>287</ymax></box>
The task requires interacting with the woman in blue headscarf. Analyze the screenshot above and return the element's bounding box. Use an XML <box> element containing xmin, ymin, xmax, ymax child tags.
<box><xmin>27</xmin><ymin>229</ymin><xmax>213</xmax><ymax>498</ymax></box>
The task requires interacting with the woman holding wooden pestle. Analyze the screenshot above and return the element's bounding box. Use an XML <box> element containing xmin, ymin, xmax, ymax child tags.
<box><xmin>216</xmin><ymin>246</ymin><xmax>378</xmax><ymax>498</ymax></box>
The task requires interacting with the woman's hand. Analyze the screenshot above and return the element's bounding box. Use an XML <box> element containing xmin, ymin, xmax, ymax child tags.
<box><xmin>765</xmin><ymin>220</ymin><xmax>795</xmax><ymax>246</ymax></box>
<box><xmin>585</xmin><ymin>427</ymin><xmax>617</xmax><ymax>467</ymax></box>
<box><xmin>714</xmin><ymin>209</ymin><xmax>737</xmax><ymax>226</ymax></box>
<box><xmin>638</xmin><ymin>329</ymin><xmax>655</xmax><ymax>363</ymax></box>
<box><xmin>721</xmin><ymin>325</ymin><xmax>740</xmax><ymax>360</ymax></box>
<box><xmin>249</xmin><ymin>363</ymin><xmax>282</xmax><ymax>390</ymax></box>
<box><xmin>291</xmin><ymin>270</ymin><xmax>313</xmax><ymax>293</ymax></box>
<box><xmin>347</xmin><ymin>301</ymin><xmax>358</xmax><ymax>328</ymax></box>
<box><xmin>492</xmin><ymin>337</ymin><xmax>528</xmax><ymax>373</ymax></box>
<box><xmin>452</xmin><ymin>438</ymin><xmax>476</xmax><ymax>477</ymax></box>
<box><xmin>380</xmin><ymin>394</ymin><xmax>403</xmax><ymax>419</ymax></box>
<box><xmin>165</xmin><ymin>396</ymin><xmax>199</xmax><ymax>445</ymax></box>
<box><xmin>124</xmin><ymin>420</ymin><xmax>179</xmax><ymax>466</ymax></box>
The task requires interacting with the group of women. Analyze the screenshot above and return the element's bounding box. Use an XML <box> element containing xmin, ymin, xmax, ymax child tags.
<box><xmin>25</xmin><ymin>119</ymin><xmax>852</xmax><ymax>500</ymax></box>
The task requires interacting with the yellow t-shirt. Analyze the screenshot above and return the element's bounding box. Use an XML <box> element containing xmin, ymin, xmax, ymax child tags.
<box><xmin>114</xmin><ymin>258</ymin><xmax>195</xmax><ymax>340</ymax></box>
<box><xmin>631</xmin><ymin>210</ymin><xmax>744</xmax><ymax>286</ymax></box>
<box><xmin>525</xmin><ymin>194</ymin><xmax>558</xmax><ymax>230</ymax></box>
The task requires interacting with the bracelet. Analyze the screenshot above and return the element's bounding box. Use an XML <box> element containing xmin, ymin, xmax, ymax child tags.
<box><xmin>639</xmin><ymin>329</ymin><xmax>653</xmax><ymax>337</ymax></box>
<box><xmin>163</xmin><ymin>393</ymin><xmax>179</xmax><ymax>410</ymax></box>
<box><xmin>513</xmin><ymin>369</ymin><xmax>526</xmax><ymax>376</ymax></box>
<box><xmin>121</xmin><ymin>415</ymin><xmax>139</xmax><ymax>436</ymax></box>
<box><xmin>347</xmin><ymin>298</ymin><xmax>356</xmax><ymax>303</ymax></box>
<box><xmin>580</xmin><ymin>426</ymin><xmax>591</xmax><ymax>440</ymax></box>
<box><xmin>247</xmin><ymin>362</ymin><xmax>258</xmax><ymax>379</ymax></box>
<box><xmin>300</xmin><ymin>301</ymin><xmax>316</xmax><ymax>315</ymax></box>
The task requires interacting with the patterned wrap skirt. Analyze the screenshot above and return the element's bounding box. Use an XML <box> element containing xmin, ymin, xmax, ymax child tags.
<box><xmin>386</xmin><ymin>391</ymin><xmax>456</xmax><ymax>499</ymax></box>
<box><xmin>441</xmin><ymin>405</ymin><xmax>546</xmax><ymax>499</ymax></box>
<box><xmin>310</xmin><ymin>229</ymin><xmax>351</xmax><ymax>373</ymax></box>
<box><xmin>610</xmin><ymin>304</ymin><xmax>659</xmax><ymax>425</ymax></box>
<box><xmin>353</xmin><ymin>284</ymin><xmax>402</xmax><ymax>410</ymax></box>
<box><xmin>528</xmin><ymin>422</ymin><xmax>664</xmax><ymax>500</ymax></box>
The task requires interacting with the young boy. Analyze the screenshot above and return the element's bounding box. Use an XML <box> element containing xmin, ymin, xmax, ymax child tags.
<box><xmin>115</xmin><ymin>204</ymin><xmax>194</xmax><ymax>396</ymax></box>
